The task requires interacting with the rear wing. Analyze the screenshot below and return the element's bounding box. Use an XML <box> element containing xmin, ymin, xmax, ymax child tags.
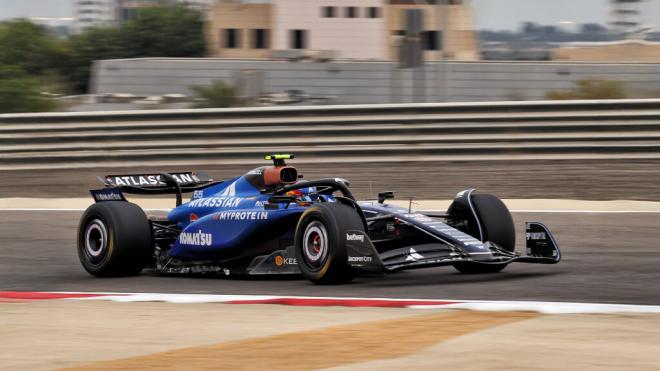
<box><xmin>93</xmin><ymin>172</ymin><xmax>222</xmax><ymax>206</ymax></box>
<box><xmin>102</xmin><ymin>172</ymin><xmax>217</xmax><ymax>191</ymax></box>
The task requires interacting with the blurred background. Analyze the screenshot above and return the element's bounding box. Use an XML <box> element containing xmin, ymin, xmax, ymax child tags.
<box><xmin>2</xmin><ymin>0</ymin><xmax>660</xmax><ymax>112</ymax></box>
<box><xmin>3</xmin><ymin>0</ymin><xmax>660</xmax><ymax>202</ymax></box>
<box><xmin>0</xmin><ymin>0</ymin><xmax>660</xmax><ymax>371</ymax></box>
<box><xmin>4</xmin><ymin>5</ymin><xmax>660</xmax><ymax>370</ymax></box>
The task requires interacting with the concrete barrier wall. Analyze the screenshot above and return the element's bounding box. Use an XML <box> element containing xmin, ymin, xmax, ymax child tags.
<box><xmin>92</xmin><ymin>58</ymin><xmax>660</xmax><ymax>103</ymax></box>
<box><xmin>3</xmin><ymin>99</ymin><xmax>660</xmax><ymax>171</ymax></box>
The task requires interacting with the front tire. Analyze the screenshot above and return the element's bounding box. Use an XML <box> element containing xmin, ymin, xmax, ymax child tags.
<box><xmin>77</xmin><ymin>202</ymin><xmax>153</xmax><ymax>277</ymax></box>
<box><xmin>295</xmin><ymin>203</ymin><xmax>364</xmax><ymax>284</ymax></box>
<box><xmin>449</xmin><ymin>193</ymin><xmax>515</xmax><ymax>274</ymax></box>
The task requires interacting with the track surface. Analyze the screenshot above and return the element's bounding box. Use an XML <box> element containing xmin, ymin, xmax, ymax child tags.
<box><xmin>2</xmin><ymin>210</ymin><xmax>660</xmax><ymax>305</ymax></box>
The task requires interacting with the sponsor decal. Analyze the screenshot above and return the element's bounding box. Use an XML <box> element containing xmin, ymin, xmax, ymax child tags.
<box><xmin>192</xmin><ymin>190</ymin><xmax>204</xmax><ymax>200</ymax></box>
<box><xmin>109</xmin><ymin>173</ymin><xmax>199</xmax><ymax>187</ymax></box>
<box><xmin>218</xmin><ymin>211</ymin><xmax>269</xmax><ymax>221</ymax></box>
<box><xmin>254</xmin><ymin>201</ymin><xmax>266</xmax><ymax>207</ymax></box>
<box><xmin>348</xmin><ymin>256</ymin><xmax>373</xmax><ymax>263</ymax></box>
<box><xmin>273</xmin><ymin>255</ymin><xmax>296</xmax><ymax>266</ymax></box>
<box><xmin>405</xmin><ymin>248</ymin><xmax>424</xmax><ymax>262</ymax></box>
<box><xmin>188</xmin><ymin>197</ymin><xmax>243</xmax><ymax>208</ymax></box>
<box><xmin>92</xmin><ymin>190</ymin><xmax>124</xmax><ymax>201</ymax></box>
<box><xmin>346</xmin><ymin>233</ymin><xmax>365</xmax><ymax>243</ymax></box>
<box><xmin>247</xmin><ymin>168</ymin><xmax>264</xmax><ymax>175</ymax></box>
<box><xmin>189</xmin><ymin>213</ymin><xmax>199</xmax><ymax>222</ymax></box>
<box><xmin>526</xmin><ymin>232</ymin><xmax>547</xmax><ymax>240</ymax></box>
<box><xmin>427</xmin><ymin>222</ymin><xmax>486</xmax><ymax>250</ymax></box>
<box><xmin>179</xmin><ymin>230</ymin><xmax>213</xmax><ymax>246</ymax></box>
<box><xmin>219</xmin><ymin>182</ymin><xmax>237</xmax><ymax>197</ymax></box>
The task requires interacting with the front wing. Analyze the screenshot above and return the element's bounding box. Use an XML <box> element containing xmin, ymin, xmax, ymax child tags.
<box><xmin>342</xmin><ymin>222</ymin><xmax>561</xmax><ymax>273</ymax></box>
<box><xmin>244</xmin><ymin>221</ymin><xmax>560</xmax><ymax>276</ymax></box>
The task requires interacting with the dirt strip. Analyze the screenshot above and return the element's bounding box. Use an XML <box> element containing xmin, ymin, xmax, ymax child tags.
<box><xmin>0</xmin><ymin>301</ymin><xmax>443</xmax><ymax>371</ymax></box>
<box><xmin>4</xmin><ymin>159</ymin><xmax>660</xmax><ymax>200</ymax></box>
<box><xmin>328</xmin><ymin>313</ymin><xmax>660</xmax><ymax>371</ymax></box>
<box><xmin>62</xmin><ymin>310</ymin><xmax>536</xmax><ymax>371</ymax></box>
<box><xmin>4</xmin><ymin>300</ymin><xmax>660</xmax><ymax>370</ymax></box>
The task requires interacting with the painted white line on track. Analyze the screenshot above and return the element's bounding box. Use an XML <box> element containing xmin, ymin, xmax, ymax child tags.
<box><xmin>36</xmin><ymin>292</ymin><xmax>660</xmax><ymax>314</ymax></box>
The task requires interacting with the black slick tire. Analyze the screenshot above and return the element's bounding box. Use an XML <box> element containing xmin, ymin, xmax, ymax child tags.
<box><xmin>77</xmin><ymin>201</ymin><xmax>153</xmax><ymax>277</ymax></box>
<box><xmin>294</xmin><ymin>203</ymin><xmax>363</xmax><ymax>284</ymax></box>
<box><xmin>452</xmin><ymin>194</ymin><xmax>515</xmax><ymax>274</ymax></box>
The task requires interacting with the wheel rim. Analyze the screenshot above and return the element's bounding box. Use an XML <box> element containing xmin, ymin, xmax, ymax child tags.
<box><xmin>84</xmin><ymin>219</ymin><xmax>108</xmax><ymax>262</ymax></box>
<box><xmin>302</xmin><ymin>220</ymin><xmax>328</xmax><ymax>269</ymax></box>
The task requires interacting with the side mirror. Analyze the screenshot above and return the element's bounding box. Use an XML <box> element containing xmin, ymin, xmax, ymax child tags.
<box><xmin>378</xmin><ymin>191</ymin><xmax>395</xmax><ymax>204</ymax></box>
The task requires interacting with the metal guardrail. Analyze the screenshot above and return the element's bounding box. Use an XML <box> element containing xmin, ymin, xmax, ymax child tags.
<box><xmin>1</xmin><ymin>99</ymin><xmax>660</xmax><ymax>170</ymax></box>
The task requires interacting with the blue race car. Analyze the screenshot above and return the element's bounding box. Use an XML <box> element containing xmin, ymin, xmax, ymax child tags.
<box><xmin>77</xmin><ymin>154</ymin><xmax>560</xmax><ymax>284</ymax></box>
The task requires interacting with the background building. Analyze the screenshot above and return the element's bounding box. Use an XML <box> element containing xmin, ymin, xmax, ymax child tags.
<box><xmin>272</xmin><ymin>0</ymin><xmax>387</xmax><ymax>60</ymax></box>
<box><xmin>75</xmin><ymin>0</ymin><xmax>215</xmax><ymax>27</ymax></box>
<box><xmin>73</xmin><ymin>0</ymin><xmax>117</xmax><ymax>31</ymax></box>
<box><xmin>385</xmin><ymin>0</ymin><xmax>479</xmax><ymax>62</ymax></box>
<box><xmin>206</xmin><ymin>1</ymin><xmax>273</xmax><ymax>58</ymax></box>
<box><xmin>207</xmin><ymin>0</ymin><xmax>479</xmax><ymax>61</ymax></box>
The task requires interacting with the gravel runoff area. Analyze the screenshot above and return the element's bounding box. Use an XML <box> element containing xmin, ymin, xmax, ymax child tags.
<box><xmin>3</xmin><ymin>159</ymin><xmax>660</xmax><ymax>201</ymax></box>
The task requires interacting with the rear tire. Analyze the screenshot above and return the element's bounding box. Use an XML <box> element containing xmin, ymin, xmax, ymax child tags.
<box><xmin>295</xmin><ymin>203</ymin><xmax>364</xmax><ymax>284</ymax></box>
<box><xmin>77</xmin><ymin>202</ymin><xmax>153</xmax><ymax>277</ymax></box>
<box><xmin>450</xmin><ymin>194</ymin><xmax>515</xmax><ymax>274</ymax></box>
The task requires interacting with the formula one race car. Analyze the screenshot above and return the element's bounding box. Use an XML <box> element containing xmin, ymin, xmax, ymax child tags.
<box><xmin>77</xmin><ymin>154</ymin><xmax>560</xmax><ymax>284</ymax></box>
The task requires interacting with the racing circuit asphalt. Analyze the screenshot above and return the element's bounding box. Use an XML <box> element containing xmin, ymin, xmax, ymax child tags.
<box><xmin>2</xmin><ymin>210</ymin><xmax>660</xmax><ymax>305</ymax></box>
